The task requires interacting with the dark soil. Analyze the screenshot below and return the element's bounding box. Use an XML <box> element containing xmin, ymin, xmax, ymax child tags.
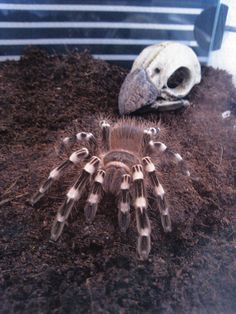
<box><xmin>0</xmin><ymin>48</ymin><xmax>236</xmax><ymax>314</ymax></box>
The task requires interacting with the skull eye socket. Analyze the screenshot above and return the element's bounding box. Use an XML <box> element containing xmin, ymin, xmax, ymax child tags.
<box><xmin>167</xmin><ymin>67</ymin><xmax>190</xmax><ymax>89</ymax></box>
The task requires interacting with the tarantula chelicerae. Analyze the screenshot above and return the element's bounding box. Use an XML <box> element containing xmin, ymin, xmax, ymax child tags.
<box><xmin>31</xmin><ymin>119</ymin><xmax>190</xmax><ymax>260</ymax></box>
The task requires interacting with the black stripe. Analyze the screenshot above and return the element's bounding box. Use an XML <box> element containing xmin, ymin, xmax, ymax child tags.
<box><xmin>156</xmin><ymin>193</ymin><xmax>168</xmax><ymax>212</ymax></box>
<box><xmin>41</xmin><ymin>177</ymin><xmax>53</xmax><ymax>190</ymax></box>
<box><xmin>74</xmin><ymin>170</ymin><xmax>90</xmax><ymax>189</ymax></box>
<box><xmin>91</xmin><ymin>181</ymin><xmax>102</xmax><ymax>195</ymax></box>
<box><xmin>136</xmin><ymin>207</ymin><xmax>149</xmax><ymax>230</ymax></box>
<box><xmin>102</xmin><ymin>125</ymin><xmax>110</xmax><ymax>151</ymax></box>
<box><xmin>134</xmin><ymin>179</ymin><xmax>145</xmax><ymax>199</ymax></box>
<box><xmin>0</xmin><ymin>11</ymin><xmax>199</xmax><ymax>24</ymax></box>
<box><xmin>121</xmin><ymin>189</ymin><xmax>129</xmax><ymax>204</ymax></box>
<box><xmin>57</xmin><ymin>159</ymin><xmax>72</xmax><ymax>171</ymax></box>
<box><xmin>0</xmin><ymin>44</ymin><xmax>208</xmax><ymax>56</ymax></box>
<box><xmin>148</xmin><ymin>171</ymin><xmax>160</xmax><ymax>189</ymax></box>
<box><xmin>58</xmin><ymin>198</ymin><xmax>74</xmax><ymax>218</ymax></box>
<box><xmin>2</xmin><ymin>0</ymin><xmax>216</xmax><ymax>8</ymax></box>
<box><xmin>0</xmin><ymin>28</ymin><xmax>195</xmax><ymax>40</ymax></box>
<box><xmin>118</xmin><ymin>210</ymin><xmax>130</xmax><ymax>232</ymax></box>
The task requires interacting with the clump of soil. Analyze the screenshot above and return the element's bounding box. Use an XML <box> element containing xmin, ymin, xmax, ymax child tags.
<box><xmin>0</xmin><ymin>48</ymin><xmax>236</xmax><ymax>313</ymax></box>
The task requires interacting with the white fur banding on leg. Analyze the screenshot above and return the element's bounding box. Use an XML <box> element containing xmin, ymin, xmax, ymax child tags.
<box><xmin>135</xmin><ymin>197</ymin><xmax>147</xmax><ymax>209</ymax></box>
<box><xmin>69</xmin><ymin>148</ymin><xmax>89</xmax><ymax>165</ymax></box>
<box><xmin>30</xmin><ymin>148</ymin><xmax>90</xmax><ymax>206</ymax></box>
<box><xmin>136</xmin><ymin>206</ymin><xmax>151</xmax><ymax>260</ymax></box>
<box><xmin>132</xmin><ymin>164</ymin><xmax>144</xmax><ymax>181</ymax></box>
<box><xmin>83</xmin><ymin>156</ymin><xmax>100</xmax><ymax>175</ymax></box>
<box><xmin>50</xmin><ymin>156</ymin><xmax>100</xmax><ymax>241</ymax></box>
<box><xmin>118</xmin><ymin>174</ymin><xmax>131</xmax><ymax>232</ymax></box>
<box><xmin>132</xmin><ymin>164</ymin><xmax>151</xmax><ymax>260</ymax></box>
<box><xmin>132</xmin><ymin>165</ymin><xmax>146</xmax><ymax>204</ymax></box>
<box><xmin>100</xmin><ymin>120</ymin><xmax>111</xmax><ymax>151</ymax></box>
<box><xmin>59</xmin><ymin>132</ymin><xmax>96</xmax><ymax>154</ymax></box>
<box><xmin>76</xmin><ymin>132</ymin><xmax>96</xmax><ymax>148</ymax></box>
<box><xmin>142</xmin><ymin>156</ymin><xmax>155</xmax><ymax>173</ymax></box>
<box><xmin>149</xmin><ymin>141</ymin><xmax>167</xmax><ymax>152</ymax></box>
<box><xmin>31</xmin><ymin>160</ymin><xmax>71</xmax><ymax>205</ymax></box>
<box><xmin>144</xmin><ymin>127</ymin><xmax>160</xmax><ymax>136</ymax></box>
<box><xmin>84</xmin><ymin>169</ymin><xmax>105</xmax><ymax>223</ymax></box>
<box><xmin>120</xmin><ymin>173</ymin><xmax>131</xmax><ymax>190</ymax></box>
<box><xmin>62</xmin><ymin>135</ymin><xmax>76</xmax><ymax>147</ymax></box>
<box><xmin>149</xmin><ymin>141</ymin><xmax>190</xmax><ymax>176</ymax></box>
<box><xmin>142</xmin><ymin>156</ymin><xmax>172</xmax><ymax>232</ymax></box>
<box><xmin>165</xmin><ymin>148</ymin><xmax>190</xmax><ymax>176</ymax></box>
<box><xmin>136</xmin><ymin>206</ymin><xmax>150</xmax><ymax>236</ymax></box>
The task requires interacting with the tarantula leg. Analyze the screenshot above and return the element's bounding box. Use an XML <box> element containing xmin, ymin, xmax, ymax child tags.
<box><xmin>148</xmin><ymin>140</ymin><xmax>190</xmax><ymax>176</ymax></box>
<box><xmin>51</xmin><ymin>156</ymin><xmax>100</xmax><ymax>241</ymax></box>
<box><xmin>31</xmin><ymin>148</ymin><xmax>89</xmax><ymax>205</ymax></box>
<box><xmin>84</xmin><ymin>169</ymin><xmax>106</xmax><ymax>223</ymax></box>
<box><xmin>132</xmin><ymin>164</ymin><xmax>151</xmax><ymax>260</ymax></box>
<box><xmin>59</xmin><ymin>131</ymin><xmax>96</xmax><ymax>154</ymax></box>
<box><xmin>142</xmin><ymin>157</ymin><xmax>171</xmax><ymax>232</ymax></box>
<box><xmin>99</xmin><ymin>120</ymin><xmax>111</xmax><ymax>151</ymax></box>
<box><xmin>118</xmin><ymin>174</ymin><xmax>131</xmax><ymax>232</ymax></box>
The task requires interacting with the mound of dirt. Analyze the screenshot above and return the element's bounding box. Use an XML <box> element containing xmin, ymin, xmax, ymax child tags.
<box><xmin>0</xmin><ymin>48</ymin><xmax>235</xmax><ymax>313</ymax></box>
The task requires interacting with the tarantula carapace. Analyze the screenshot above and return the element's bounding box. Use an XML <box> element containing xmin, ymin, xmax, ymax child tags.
<box><xmin>31</xmin><ymin>119</ymin><xmax>190</xmax><ymax>260</ymax></box>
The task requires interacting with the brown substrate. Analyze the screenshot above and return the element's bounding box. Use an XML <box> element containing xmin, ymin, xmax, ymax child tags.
<box><xmin>0</xmin><ymin>48</ymin><xmax>236</xmax><ymax>314</ymax></box>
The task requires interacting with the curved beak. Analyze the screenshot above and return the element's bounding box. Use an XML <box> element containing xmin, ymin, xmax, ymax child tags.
<box><xmin>118</xmin><ymin>68</ymin><xmax>160</xmax><ymax>115</ymax></box>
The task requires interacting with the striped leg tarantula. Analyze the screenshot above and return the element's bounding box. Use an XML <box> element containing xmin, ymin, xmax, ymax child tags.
<box><xmin>31</xmin><ymin>119</ymin><xmax>190</xmax><ymax>260</ymax></box>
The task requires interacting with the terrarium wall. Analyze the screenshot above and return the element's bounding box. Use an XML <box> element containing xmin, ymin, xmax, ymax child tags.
<box><xmin>0</xmin><ymin>0</ymin><xmax>222</xmax><ymax>68</ymax></box>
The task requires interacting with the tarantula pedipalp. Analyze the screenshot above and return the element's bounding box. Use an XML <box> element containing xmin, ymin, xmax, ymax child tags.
<box><xmin>31</xmin><ymin>119</ymin><xmax>190</xmax><ymax>260</ymax></box>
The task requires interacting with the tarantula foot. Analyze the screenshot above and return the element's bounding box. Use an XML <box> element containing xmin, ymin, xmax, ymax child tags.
<box><xmin>160</xmin><ymin>212</ymin><xmax>172</xmax><ymax>233</ymax></box>
<box><xmin>84</xmin><ymin>203</ymin><xmax>98</xmax><ymax>223</ymax></box>
<box><xmin>30</xmin><ymin>191</ymin><xmax>44</xmax><ymax>205</ymax></box>
<box><xmin>137</xmin><ymin>235</ymin><xmax>151</xmax><ymax>260</ymax></box>
<box><xmin>51</xmin><ymin>220</ymin><xmax>65</xmax><ymax>241</ymax></box>
<box><xmin>118</xmin><ymin>211</ymin><xmax>131</xmax><ymax>232</ymax></box>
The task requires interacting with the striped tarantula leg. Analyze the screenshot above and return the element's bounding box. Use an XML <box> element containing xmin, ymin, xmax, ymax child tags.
<box><xmin>51</xmin><ymin>156</ymin><xmax>100</xmax><ymax>241</ymax></box>
<box><xmin>118</xmin><ymin>174</ymin><xmax>131</xmax><ymax>232</ymax></box>
<box><xmin>142</xmin><ymin>157</ymin><xmax>171</xmax><ymax>232</ymax></box>
<box><xmin>99</xmin><ymin>120</ymin><xmax>111</xmax><ymax>151</ymax></box>
<box><xmin>30</xmin><ymin>148</ymin><xmax>89</xmax><ymax>205</ymax></box>
<box><xmin>132</xmin><ymin>164</ymin><xmax>151</xmax><ymax>260</ymax></box>
<box><xmin>59</xmin><ymin>131</ymin><xmax>96</xmax><ymax>154</ymax></box>
<box><xmin>148</xmin><ymin>141</ymin><xmax>190</xmax><ymax>176</ymax></box>
<box><xmin>84</xmin><ymin>169</ymin><xmax>106</xmax><ymax>223</ymax></box>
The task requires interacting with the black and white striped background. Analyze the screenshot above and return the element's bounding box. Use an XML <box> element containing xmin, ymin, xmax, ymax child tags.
<box><xmin>0</xmin><ymin>0</ymin><xmax>220</xmax><ymax>67</ymax></box>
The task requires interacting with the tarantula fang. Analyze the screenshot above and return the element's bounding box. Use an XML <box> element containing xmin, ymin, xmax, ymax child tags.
<box><xmin>31</xmin><ymin>119</ymin><xmax>190</xmax><ymax>260</ymax></box>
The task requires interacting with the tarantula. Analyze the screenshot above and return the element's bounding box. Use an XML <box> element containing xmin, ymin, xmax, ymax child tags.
<box><xmin>31</xmin><ymin>119</ymin><xmax>190</xmax><ymax>260</ymax></box>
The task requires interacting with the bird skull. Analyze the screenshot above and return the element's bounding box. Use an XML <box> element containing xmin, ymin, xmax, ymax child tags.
<box><xmin>118</xmin><ymin>42</ymin><xmax>201</xmax><ymax>115</ymax></box>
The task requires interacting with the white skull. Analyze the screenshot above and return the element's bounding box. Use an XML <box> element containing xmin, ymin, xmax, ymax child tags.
<box><xmin>119</xmin><ymin>42</ymin><xmax>201</xmax><ymax>115</ymax></box>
